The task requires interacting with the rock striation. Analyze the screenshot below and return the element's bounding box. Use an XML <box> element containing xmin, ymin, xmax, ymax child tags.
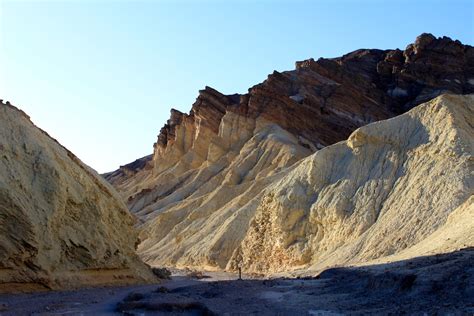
<box><xmin>105</xmin><ymin>34</ymin><xmax>474</xmax><ymax>273</ymax></box>
<box><xmin>135</xmin><ymin>94</ymin><xmax>473</xmax><ymax>274</ymax></box>
<box><xmin>232</xmin><ymin>94</ymin><xmax>473</xmax><ymax>274</ymax></box>
<box><xmin>0</xmin><ymin>101</ymin><xmax>156</xmax><ymax>292</ymax></box>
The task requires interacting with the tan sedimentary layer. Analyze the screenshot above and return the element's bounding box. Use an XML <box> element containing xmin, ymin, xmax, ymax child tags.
<box><xmin>137</xmin><ymin>113</ymin><xmax>311</xmax><ymax>269</ymax></box>
<box><xmin>104</xmin><ymin>34</ymin><xmax>474</xmax><ymax>275</ymax></box>
<box><xmin>0</xmin><ymin>102</ymin><xmax>156</xmax><ymax>291</ymax></box>
<box><xmin>133</xmin><ymin>95</ymin><xmax>472</xmax><ymax>274</ymax></box>
<box><xmin>232</xmin><ymin>94</ymin><xmax>473</xmax><ymax>274</ymax></box>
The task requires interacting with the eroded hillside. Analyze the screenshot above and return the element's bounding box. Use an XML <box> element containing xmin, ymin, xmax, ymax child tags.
<box><xmin>233</xmin><ymin>94</ymin><xmax>474</xmax><ymax>274</ymax></box>
<box><xmin>105</xmin><ymin>34</ymin><xmax>474</xmax><ymax>273</ymax></box>
<box><xmin>0</xmin><ymin>101</ymin><xmax>156</xmax><ymax>292</ymax></box>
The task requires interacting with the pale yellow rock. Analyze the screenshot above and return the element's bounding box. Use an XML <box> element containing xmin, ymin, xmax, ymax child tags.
<box><xmin>234</xmin><ymin>94</ymin><xmax>473</xmax><ymax>274</ymax></box>
<box><xmin>111</xmin><ymin>94</ymin><xmax>473</xmax><ymax>276</ymax></box>
<box><xmin>360</xmin><ymin>195</ymin><xmax>473</xmax><ymax>266</ymax></box>
<box><xmin>130</xmin><ymin>113</ymin><xmax>311</xmax><ymax>270</ymax></box>
<box><xmin>0</xmin><ymin>102</ymin><xmax>156</xmax><ymax>291</ymax></box>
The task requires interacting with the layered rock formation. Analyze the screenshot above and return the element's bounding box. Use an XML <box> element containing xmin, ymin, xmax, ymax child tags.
<box><xmin>232</xmin><ymin>94</ymin><xmax>473</xmax><ymax>274</ymax></box>
<box><xmin>105</xmin><ymin>34</ymin><xmax>474</xmax><ymax>273</ymax></box>
<box><xmin>0</xmin><ymin>101</ymin><xmax>156</xmax><ymax>292</ymax></box>
<box><xmin>134</xmin><ymin>94</ymin><xmax>473</xmax><ymax>274</ymax></box>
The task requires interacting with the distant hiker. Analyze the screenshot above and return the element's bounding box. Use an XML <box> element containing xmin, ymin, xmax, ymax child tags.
<box><xmin>238</xmin><ymin>261</ymin><xmax>242</xmax><ymax>280</ymax></box>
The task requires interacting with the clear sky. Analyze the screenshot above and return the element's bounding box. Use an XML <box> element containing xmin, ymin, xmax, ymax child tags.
<box><xmin>1</xmin><ymin>0</ymin><xmax>473</xmax><ymax>173</ymax></box>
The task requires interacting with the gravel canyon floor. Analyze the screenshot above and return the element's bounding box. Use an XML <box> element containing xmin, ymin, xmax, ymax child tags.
<box><xmin>1</xmin><ymin>248</ymin><xmax>473</xmax><ymax>315</ymax></box>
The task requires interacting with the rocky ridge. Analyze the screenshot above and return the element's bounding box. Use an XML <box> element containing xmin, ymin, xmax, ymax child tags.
<box><xmin>0</xmin><ymin>101</ymin><xmax>156</xmax><ymax>292</ymax></box>
<box><xmin>233</xmin><ymin>94</ymin><xmax>473</xmax><ymax>274</ymax></box>
<box><xmin>135</xmin><ymin>94</ymin><xmax>473</xmax><ymax>274</ymax></box>
<box><xmin>105</xmin><ymin>34</ymin><xmax>474</xmax><ymax>274</ymax></box>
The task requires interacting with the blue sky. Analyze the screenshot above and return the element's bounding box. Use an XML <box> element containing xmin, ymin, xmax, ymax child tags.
<box><xmin>1</xmin><ymin>0</ymin><xmax>473</xmax><ymax>173</ymax></box>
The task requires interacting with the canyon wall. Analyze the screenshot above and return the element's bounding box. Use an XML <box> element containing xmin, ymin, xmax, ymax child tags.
<box><xmin>105</xmin><ymin>34</ymin><xmax>474</xmax><ymax>273</ymax></box>
<box><xmin>232</xmin><ymin>94</ymin><xmax>473</xmax><ymax>274</ymax></box>
<box><xmin>0</xmin><ymin>101</ymin><xmax>156</xmax><ymax>292</ymax></box>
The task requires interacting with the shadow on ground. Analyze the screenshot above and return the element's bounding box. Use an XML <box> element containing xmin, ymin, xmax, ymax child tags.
<box><xmin>0</xmin><ymin>248</ymin><xmax>472</xmax><ymax>315</ymax></box>
<box><xmin>116</xmin><ymin>248</ymin><xmax>474</xmax><ymax>315</ymax></box>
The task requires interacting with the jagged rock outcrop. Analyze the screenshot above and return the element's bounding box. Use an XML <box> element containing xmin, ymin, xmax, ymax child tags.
<box><xmin>105</xmin><ymin>34</ymin><xmax>474</xmax><ymax>273</ymax></box>
<box><xmin>0</xmin><ymin>101</ymin><xmax>156</xmax><ymax>292</ymax></box>
<box><xmin>230</xmin><ymin>94</ymin><xmax>473</xmax><ymax>274</ymax></box>
<box><xmin>137</xmin><ymin>94</ymin><xmax>473</xmax><ymax>273</ymax></box>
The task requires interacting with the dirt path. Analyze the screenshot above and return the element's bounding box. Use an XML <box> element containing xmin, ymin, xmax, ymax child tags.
<box><xmin>0</xmin><ymin>271</ymin><xmax>237</xmax><ymax>315</ymax></box>
<box><xmin>0</xmin><ymin>249</ymin><xmax>473</xmax><ymax>315</ymax></box>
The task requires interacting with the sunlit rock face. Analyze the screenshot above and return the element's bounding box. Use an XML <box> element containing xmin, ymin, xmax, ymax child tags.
<box><xmin>105</xmin><ymin>34</ymin><xmax>473</xmax><ymax>273</ymax></box>
<box><xmin>231</xmin><ymin>94</ymin><xmax>473</xmax><ymax>274</ymax></box>
<box><xmin>0</xmin><ymin>102</ymin><xmax>156</xmax><ymax>292</ymax></box>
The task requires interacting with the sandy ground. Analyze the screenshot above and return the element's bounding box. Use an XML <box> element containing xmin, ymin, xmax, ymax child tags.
<box><xmin>0</xmin><ymin>248</ymin><xmax>473</xmax><ymax>315</ymax></box>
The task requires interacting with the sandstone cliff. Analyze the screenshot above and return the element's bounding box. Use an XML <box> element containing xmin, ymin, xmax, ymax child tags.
<box><xmin>105</xmin><ymin>34</ymin><xmax>474</xmax><ymax>273</ymax></box>
<box><xmin>0</xmin><ymin>101</ymin><xmax>156</xmax><ymax>292</ymax></box>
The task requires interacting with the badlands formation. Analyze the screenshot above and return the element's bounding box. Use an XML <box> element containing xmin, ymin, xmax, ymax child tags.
<box><xmin>106</xmin><ymin>34</ymin><xmax>474</xmax><ymax>274</ymax></box>
<box><xmin>237</xmin><ymin>94</ymin><xmax>474</xmax><ymax>274</ymax></box>
<box><xmin>0</xmin><ymin>101</ymin><xmax>156</xmax><ymax>291</ymax></box>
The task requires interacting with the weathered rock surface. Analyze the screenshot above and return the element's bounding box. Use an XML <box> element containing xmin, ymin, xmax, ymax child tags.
<box><xmin>134</xmin><ymin>94</ymin><xmax>473</xmax><ymax>274</ymax></box>
<box><xmin>105</xmin><ymin>34</ymin><xmax>474</xmax><ymax>273</ymax></box>
<box><xmin>232</xmin><ymin>94</ymin><xmax>473</xmax><ymax>274</ymax></box>
<box><xmin>0</xmin><ymin>101</ymin><xmax>156</xmax><ymax>292</ymax></box>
